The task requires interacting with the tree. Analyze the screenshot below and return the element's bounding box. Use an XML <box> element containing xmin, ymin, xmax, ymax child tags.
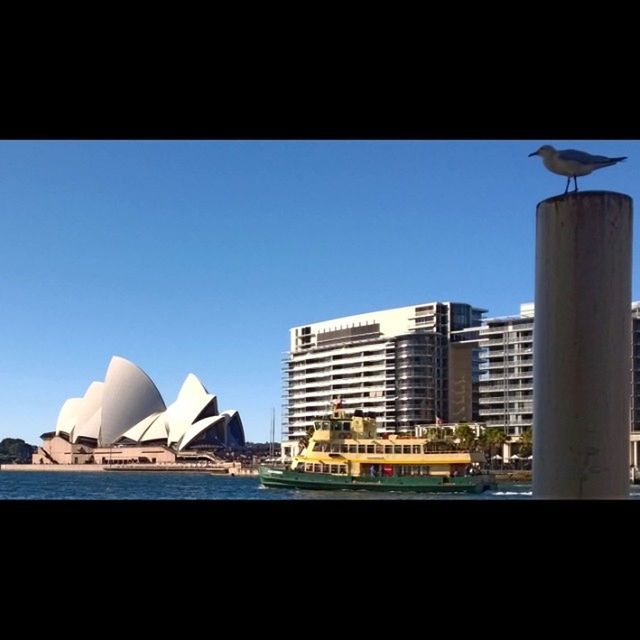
<box><xmin>518</xmin><ymin>428</ymin><xmax>533</xmax><ymax>458</ymax></box>
<box><xmin>480</xmin><ymin>428</ymin><xmax>508</xmax><ymax>463</ymax></box>
<box><xmin>0</xmin><ymin>438</ymin><xmax>36</xmax><ymax>464</ymax></box>
<box><xmin>425</xmin><ymin>426</ymin><xmax>455</xmax><ymax>452</ymax></box>
<box><xmin>454</xmin><ymin>424</ymin><xmax>476</xmax><ymax>450</ymax></box>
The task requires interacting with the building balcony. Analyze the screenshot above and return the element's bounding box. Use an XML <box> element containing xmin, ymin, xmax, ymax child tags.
<box><xmin>484</xmin><ymin>334</ymin><xmax>533</xmax><ymax>345</ymax></box>
<box><xmin>329</xmin><ymin>364</ymin><xmax>386</xmax><ymax>377</ymax></box>
<box><xmin>482</xmin><ymin>378</ymin><xmax>533</xmax><ymax>386</ymax></box>
<box><xmin>482</xmin><ymin>348</ymin><xmax>534</xmax><ymax>359</ymax></box>
<box><xmin>483</xmin><ymin>417</ymin><xmax>533</xmax><ymax>425</ymax></box>
<box><xmin>328</xmin><ymin>353</ymin><xmax>387</xmax><ymax>366</ymax></box>
<box><xmin>480</xmin><ymin>398</ymin><xmax>533</xmax><ymax>407</ymax></box>
<box><xmin>480</xmin><ymin>409</ymin><xmax>514</xmax><ymax>416</ymax></box>
<box><xmin>481</xmin><ymin>372</ymin><xmax>533</xmax><ymax>381</ymax></box>
<box><xmin>480</xmin><ymin>361</ymin><xmax>531</xmax><ymax>370</ymax></box>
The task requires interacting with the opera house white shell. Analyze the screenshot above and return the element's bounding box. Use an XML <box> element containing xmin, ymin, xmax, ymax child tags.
<box><xmin>49</xmin><ymin>356</ymin><xmax>245</xmax><ymax>450</ymax></box>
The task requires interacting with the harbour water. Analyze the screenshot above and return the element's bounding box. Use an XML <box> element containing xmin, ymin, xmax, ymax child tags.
<box><xmin>2</xmin><ymin>471</ymin><xmax>640</xmax><ymax>499</ymax></box>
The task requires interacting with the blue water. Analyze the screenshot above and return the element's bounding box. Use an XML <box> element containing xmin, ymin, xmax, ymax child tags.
<box><xmin>2</xmin><ymin>471</ymin><xmax>639</xmax><ymax>499</ymax></box>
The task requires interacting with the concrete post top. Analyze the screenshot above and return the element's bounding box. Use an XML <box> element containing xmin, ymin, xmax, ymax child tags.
<box><xmin>536</xmin><ymin>190</ymin><xmax>632</xmax><ymax>211</ymax></box>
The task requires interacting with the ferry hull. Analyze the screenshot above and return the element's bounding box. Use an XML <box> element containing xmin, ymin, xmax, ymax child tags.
<box><xmin>259</xmin><ymin>467</ymin><xmax>496</xmax><ymax>493</ymax></box>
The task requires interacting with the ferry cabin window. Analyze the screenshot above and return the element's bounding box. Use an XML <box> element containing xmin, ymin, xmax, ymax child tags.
<box><xmin>395</xmin><ymin>465</ymin><xmax>431</xmax><ymax>476</ymax></box>
<box><xmin>412</xmin><ymin>445</ymin><xmax>421</xmax><ymax>454</ymax></box>
<box><xmin>358</xmin><ymin>445</ymin><xmax>366</xmax><ymax>454</ymax></box>
<box><xmin>384</xmin><ymin>445</ymin><xmax>393</xmax><ymax>454</ymax></box>
<box><xmin>366</xmin><ymin>445</ymin><xmax>375</xmax><ymax>454</ymax></box>
<box><xmin>394</xmin><ymin>445</ymin><xmax>402</xmax><ymax>454</ymax></box>
<box><xmin>375</xmin><ymin>445</ymin><xmax>383</xmax><ymax>454</ymax></box>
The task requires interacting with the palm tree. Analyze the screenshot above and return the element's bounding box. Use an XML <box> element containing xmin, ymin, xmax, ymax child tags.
<box><xmin>454</xmin><ymin>424</ymin><xmax>476</xmax><ymax>450</ymax></box>
<box><xmin>518</xmin><ymin>428</ymin><xmax>533</xmax><ymax>458</ymax></box>
<box><xmin>482</xmin><ymin>428</ymin><xmax>508</xmax><ymax>466</ymax></box>
<box><xmin>424</xmin><ymin>426</ymin><xmax>455</xmax><ymax>452</ymax></box>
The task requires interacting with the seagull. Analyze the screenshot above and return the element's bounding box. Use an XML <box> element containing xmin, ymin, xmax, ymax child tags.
<box><xmin>528</xmin><ymin>144</ymin><xmax>627</xmax><ymax>194</ymax></box>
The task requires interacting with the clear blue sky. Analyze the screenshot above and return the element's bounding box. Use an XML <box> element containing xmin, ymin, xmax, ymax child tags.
<box><xmin>1</xmin><ymin>140</ymin><xmax>637</xmax><ymax>445</ymax></box>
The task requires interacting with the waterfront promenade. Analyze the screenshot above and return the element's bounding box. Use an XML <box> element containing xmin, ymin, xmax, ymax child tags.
<box><xmin>0</xmin><ymin>462</ymin><xmax>258</xmax><ymax>476</ymax></box>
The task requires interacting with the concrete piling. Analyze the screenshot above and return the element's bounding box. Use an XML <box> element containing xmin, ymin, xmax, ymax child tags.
<box><xmin>533</xmin><ymin>191</ymin><xmax>632</xmax><ymax>499</ymax></box>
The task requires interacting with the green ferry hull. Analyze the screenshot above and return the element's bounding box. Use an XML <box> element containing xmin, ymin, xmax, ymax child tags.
<box><xmin>259</xmin><ymin>467</ymin><xmax>496</xmax><ymax>494</ymax></box>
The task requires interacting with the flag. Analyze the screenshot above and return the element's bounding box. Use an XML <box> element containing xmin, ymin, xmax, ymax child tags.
<box><xmin>435</xmin><ymin>415</ymin><xmax>443</xmax><ymax>426</ymax></box>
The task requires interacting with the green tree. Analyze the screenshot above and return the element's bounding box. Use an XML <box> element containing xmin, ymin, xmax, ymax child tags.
<box><xmin>0</xmin><ymin>438</ymin><xmax>35</xmax><ymax>464</ymax></box>
<box><xmin>518</xmin><ymin>428</ymin><xmax>533</xmax><ymax>458</ymax></box>
<box><xmin>480</xmin><ymin>428</ymin><xmax>508</xmax><ymax>463</ymax></box>
<box><xmin>454</xmin><ymin>424</ymin><xmax>476</xmax><ymax>450</ymax></box>
<box><xmin>425</xmin><ymin>426</ymin><xmax>456</xmax><ymax>451</ymax></box>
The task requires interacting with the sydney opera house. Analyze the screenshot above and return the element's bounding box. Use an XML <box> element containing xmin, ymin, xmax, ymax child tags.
<box><xmin>33</xmin><ymin>356</ymin><xmax>245</xmax><ymax>466</ymax></box>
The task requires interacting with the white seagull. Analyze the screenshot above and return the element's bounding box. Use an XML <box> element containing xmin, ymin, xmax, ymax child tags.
<box><xmin>528</xmin><ymin>144</ymin><xmax>627</xmax><ymax>194</ymax></box>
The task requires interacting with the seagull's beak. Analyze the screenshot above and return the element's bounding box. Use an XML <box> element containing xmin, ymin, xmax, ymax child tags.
<box><xmin>528</xmin><ymin>151</ymin><xmax>539</xmax><ymax>157</ymax></box>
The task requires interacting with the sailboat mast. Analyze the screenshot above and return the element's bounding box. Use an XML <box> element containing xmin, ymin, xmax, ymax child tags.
<box><xmin>270</xmin><ymin>408</ymin><xmax>275</xmax><ymax>456</ymax></box>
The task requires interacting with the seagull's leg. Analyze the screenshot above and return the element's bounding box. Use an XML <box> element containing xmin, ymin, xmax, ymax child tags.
<box><xmin>564</xmin><ymin>177</ymin><xmax>570</xmax><ymax>194</ymax></box>
<box><xmin>574</xmin><ymin>176</ymin><xmax>578</xmax><ymax>192</ymax></box>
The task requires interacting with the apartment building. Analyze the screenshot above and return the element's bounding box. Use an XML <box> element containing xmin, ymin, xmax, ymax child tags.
<box><xmin>478</xmin><ymin>302</ymin><xmax>640</xmax><ymax>465</ymax></box>
<box><xmin>282</xmin><ymin>302</ymin><xmax>485</xmax><ymax>447</ymax></box>
<box><xmin>478</xmin><ymin>303</ymin><xmax>534</xmax><ymax>437</ymax></box>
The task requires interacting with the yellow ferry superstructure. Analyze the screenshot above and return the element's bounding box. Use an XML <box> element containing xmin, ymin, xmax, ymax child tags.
<box><xmin>293</xmin><ymin>412</ymin><xmax>483</xmax><ymax>475</ymax></box>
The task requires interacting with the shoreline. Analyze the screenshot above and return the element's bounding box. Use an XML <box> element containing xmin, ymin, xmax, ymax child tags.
<box><xmin>2</xmin><ymin>464</ymin><xmax>520</xmax><ymax>482</ymax></box>
<box><xmin>1</xmin><ymin>464</ymin><xmax>525</xmax><ymax>481</ymax></box>
<box><xmin>0</xmin><ymin>463</ymin><xmax>259</xmax><ymax>476</ymax></box>
<box><xmin>493</xmin><ymin>471</ymin><xmax>532</xmax><ymax>483</ymax></box>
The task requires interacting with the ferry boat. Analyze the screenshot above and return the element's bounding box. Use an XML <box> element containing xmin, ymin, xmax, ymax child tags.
<box><xmin>259</xmin><ymin>409</ymin><xmax>496</xmax><ymax>493</ymax></box>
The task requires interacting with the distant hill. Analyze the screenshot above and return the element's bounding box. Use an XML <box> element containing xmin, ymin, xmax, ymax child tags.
<box><xmin>0</xmin><ymin>438</ymin><xmax>36</xmax><ymax>464</ymax></box>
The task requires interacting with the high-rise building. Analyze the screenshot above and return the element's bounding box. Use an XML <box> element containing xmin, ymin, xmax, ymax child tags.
<box><xmin>478</xmin><ymin>303</ymin><xmax>534</xmax><ymax>437</ymax></box>
<box><xmin>478</xmin><ymin>302</ymin><xmax>640</xmax><ymax>466</ymax></box>
<box><xmin>282</xmin><ymin>302</ymin><xmax>485</xmax><ymax>449</ymax></box>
